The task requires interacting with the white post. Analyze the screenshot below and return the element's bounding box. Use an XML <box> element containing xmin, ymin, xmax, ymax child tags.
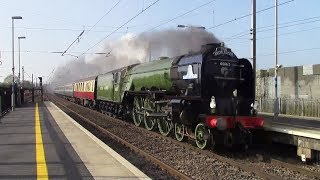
<box><xmin>11</xmin><ymin>18</ymin><xmax>15</xmax><ymax>111</ymax></box>
<box><xmin>22</xmin><ymin>66</ymin><xmax>24</xmax><ymax>87</ymax></box>
<box><xmin>11</xmin><ymin>16</ymin><xmax>22</xmax><ymax>111</ymax></box>
<box><xmin>251</xmin><ymin>0</ymin><xmax>256</xmax><ymax>102</ymax></box>
<box><xmin>18</xmin><ymin>38</ymin><xmax>20</xmax><ymax>84</ymax></box>
<box><xmin>274</xmin><ymin>0</ymin><xmax>279</xmax><ymax>118</ymax></box>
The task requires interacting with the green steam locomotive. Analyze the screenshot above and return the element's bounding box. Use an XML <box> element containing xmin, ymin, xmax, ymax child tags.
<box><xmin>55</xmin><ymin>43</ymin><xmax>263</xmax><ymax>149</ymax></box>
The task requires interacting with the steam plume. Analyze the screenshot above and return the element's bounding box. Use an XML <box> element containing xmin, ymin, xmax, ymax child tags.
<box><xmin>50</xmin><ymin>28</ymin><xmax>220</xmax><ymax>89</ymax></box>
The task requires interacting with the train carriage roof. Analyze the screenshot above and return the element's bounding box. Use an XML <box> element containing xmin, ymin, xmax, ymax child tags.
<box><xmin>97</xmin><ymin>63</ymin><xmax>140</xmax><ymax>77</ymax></box>
<box><xmin>73</xmin><ymin>76</ymin><xmax>97</xmax><ymax>83</ymax></box>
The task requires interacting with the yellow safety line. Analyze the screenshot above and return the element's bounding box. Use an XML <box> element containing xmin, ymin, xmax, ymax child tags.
<box><xmin>35</xmin><ymin>103</ymin><xmax>49</xmax><ymax>180</ymax></box>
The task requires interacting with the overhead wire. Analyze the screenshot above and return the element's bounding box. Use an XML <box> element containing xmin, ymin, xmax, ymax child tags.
<box><xmin>47</xmin><ymin>68</ymin><xmax>56</xmax><ymax>82</ymax></box>
<box><xmin>61</xmin><ymin>30</ymin><xmax>85</xmax><ymax>56</ymax></box>
<box><xmin>0</xmin><ymin>2</ymin><xmax>83</xmax><ymax>27</ymax></box>
<box><xmin>0</xmin><ymin>26</ymin><xmax>127</xmax><ymax>33</ymax></box>
<box><xmin>0</xmin><ymin>50</ymin><xmax>108</xmax><ymax>55</ymax></box>
<box><xmin>257</xmin><ymin>18</ymin><xmax>320</xmax><ymax>33</ymax></box>
<box><xmin>84</xmin><ymin>0</ymin><xmax>216</xmax><ymax>57</ymax></box>
<box><xmin>2</xmin><ymin>0</ymin><xmax>217</xmax><ymax>59</ymax></box>
<box><xmin>227</xmin><ymin>26</ymin><xmax>320</xmax><ymax>47</ymax></box>
<box><xmin>11</xmin><ymin>16</ymin><xmax>315</xmax><ymax>39</ymax></box>
<box><xmin>240</xmin><ymin>47</ymin><xmax>320</xmax><ymax>60</ymax></box>
<box><xmin>258</xmin><ymin>26</ymin><xmax>320</xmax><ymax>41</ymax></box>
<box><xmin>68</xmin><ymin>0</ymin><xmax>121</xmax><ymax>54</ymax></box>
<box><xmin>146</xmin><ymin>0</ymin><xmax>216</xmax><ymax>32</ymax></box>
<box><xmin>0</xmin><ymin>2</ymin><xmax>148</xmax><ymax>31</ymax></box>
<box><xmin>82</xmin><ymin>0</ymin><xmax>161</xmax><ymax>55</ymax></box>
<box><xmin>259</xmin><ymin>47</ymin><xmax>320</xmax><ymax>57</ymax></box>
<box><xmin>207</xmin><ymin>0</ymin><xmax>294</xmax><ymax>30</ymax></box>
<box><xmin>225</xmin><ymin>15</ymin><xmax>320</xmax><ymax>44</ymax></box>
<box><xmin>127</xmin><ymin>0</ymin><xmax>216</xmax><ymax>41</ymax></box>
<box><xmin>79</xmin><ymin>0</ymin><xmax>122</xmax><ymax>40</ymax></box>
<box><xmin>257</xmin><ymin>15</ymin><xmax>320</xmax><ymax>31</ymax></box>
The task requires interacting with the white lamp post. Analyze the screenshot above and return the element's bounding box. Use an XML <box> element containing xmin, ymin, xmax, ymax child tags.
<box><xmin>18</xmin><ymin>36</ymin><xmax>26</xmax><ymax>85</ymax></box>
<box><xmin>11</xmin><ymin>16</ymin><xmax>22</xmax><ymax>111</ymax></box>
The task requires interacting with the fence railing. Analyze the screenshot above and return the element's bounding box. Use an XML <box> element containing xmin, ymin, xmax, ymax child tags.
<box><xmin>257</xmin><ymin>98</ymin><xmax>320</xmax><ymax>118</ymax></box>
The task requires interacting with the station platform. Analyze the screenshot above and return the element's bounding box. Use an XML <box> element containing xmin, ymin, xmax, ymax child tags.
<box><xmin>0</xmin><ymin>101</ymin><xmax>149</xmax><ymax>179</ymax></box>
<box><xmin>260</xmin><ymin>112</ymin><xmax>320</xmax><ymax>161</ymax></box>
<box><xmin>261</xmin><ymin>112</ymin><xmax>320</xmax><ymax>139</ymax></box>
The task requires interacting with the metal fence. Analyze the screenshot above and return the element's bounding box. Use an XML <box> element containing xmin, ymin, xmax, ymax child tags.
<box><xmin>257</xmin><ymin>98</ymin><xmax>320</xmax><ymax>118</ymax></box>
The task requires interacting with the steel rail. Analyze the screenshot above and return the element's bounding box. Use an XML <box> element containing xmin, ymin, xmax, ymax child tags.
<box><xmin>50</xmin><ymin>96</ymin><xmax>192</xmax><ymax>180</ymax></box>
<box><xmin>51</xmin><ymin>95</ymin><xmax>281</xmax><ymax>180</ymax></box>
<box><xmin>132</xmin><ymin>123</ymin><xmax>282</xmax><ymax>180</ymax></box>
<box><xmin>52</xmin><ymin>94</ymin><xmax>320</xmax><ymax>179</ymax></box>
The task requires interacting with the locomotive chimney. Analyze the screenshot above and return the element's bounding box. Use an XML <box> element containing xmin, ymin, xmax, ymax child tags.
<box><xmin>200</xmin><ymin>43</ymin><xmax>221</xmax><ymax>53</ymax></box>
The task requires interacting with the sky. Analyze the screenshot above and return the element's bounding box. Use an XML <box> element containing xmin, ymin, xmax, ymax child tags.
<box><xmin>0</xmin><ymin>0</ymin><xmax>319</xmax><ymax>83</ymax></box>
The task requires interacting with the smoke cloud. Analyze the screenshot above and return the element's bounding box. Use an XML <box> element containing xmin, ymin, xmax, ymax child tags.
<box><xmin>50</xmin><ymin>28</ymin><xmax>220</xmax><ymax>90</ymax></box>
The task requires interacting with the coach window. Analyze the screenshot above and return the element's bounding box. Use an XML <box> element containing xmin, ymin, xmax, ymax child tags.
<box><xmin>86</xmin><ymin>82</ymin><xmax>90</xmax><ymax>91</ymax></box>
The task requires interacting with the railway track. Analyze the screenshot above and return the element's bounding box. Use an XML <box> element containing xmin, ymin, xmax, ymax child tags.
<box><xmin>270</xmin><ymin>159</ymin><xmax>320</xmax><ymax>178</ymax></box>
<box><xmin>144</xmin><ymin>129</ymin><xmax>320</xmax><ymax>179</ymax></box>
<box><xmin>174</xmin><ymin>142</ymin><xmax>281</xmax><ymax>180</ymax></box>
<box><xmin>50</xmin><ymin>96</ymin><xmax>191</xmax><ymax>180</ymax></box>
<box><xmin>49</xmin><ymin>95</ymin><xmax>320</xmax><ymax>180</ymax></box>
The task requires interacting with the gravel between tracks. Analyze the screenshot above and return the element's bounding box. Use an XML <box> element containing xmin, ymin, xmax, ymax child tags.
<box><xmin>51</xmin><ymin>96</ymin><xmax>320</xmax><ymax>180</ymax></box>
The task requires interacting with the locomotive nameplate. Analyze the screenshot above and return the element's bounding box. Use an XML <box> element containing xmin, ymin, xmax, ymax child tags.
<box><xmin>213</xmin><ymin>47</ymin><xmax>236</xmax><ymax>57</ymax></box>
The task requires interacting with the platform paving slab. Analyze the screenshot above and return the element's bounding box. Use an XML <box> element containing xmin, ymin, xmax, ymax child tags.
<box><xmin>0</xmin><ymin>103</ymin><xmax>91</xmax><ymax>179</ymax></box>
<box><xmin>260</xmin><ymin>112</ymin><xmax>320</xmax><ymax>129</ymax></box>
<box><xmin>45</xmin><ymin>101</ymin><xmax>150</xmax><ymax>179</ymax></box>
<box><xmin>0</xmin><ymin>101</ymin><xmax>150</xmax><ymax>179</ymax></box>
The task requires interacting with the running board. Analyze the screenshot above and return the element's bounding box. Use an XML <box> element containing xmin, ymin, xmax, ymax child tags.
<box><xmin>146</xmin><ymin>112</ymin><xmax>167</xmax><ymax>117</ymax></box>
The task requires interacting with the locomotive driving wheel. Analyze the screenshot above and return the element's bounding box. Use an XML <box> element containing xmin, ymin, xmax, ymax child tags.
<box><xmin>195</xmin><ymin>123</ymin><xmax>210</xmax><ymax>149</ymax></box>
<box><xmin>158</xmin><ymin>118</ymin><xmax>173</xmax><ymax>136</ymax></box>
<box><xmin>132</xmin><ymin>96</ymin><xmax>144</xmax><ymax>126</ymax></box>
<box><xmin>143</xmin><ymin>98</ymin><xmax>156</xmax><ymax>130</ymax></box>
<box><xmin>174</xmin><ymin>123</ymin><xmax>186</xmax><ymax>142</ymax></box>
